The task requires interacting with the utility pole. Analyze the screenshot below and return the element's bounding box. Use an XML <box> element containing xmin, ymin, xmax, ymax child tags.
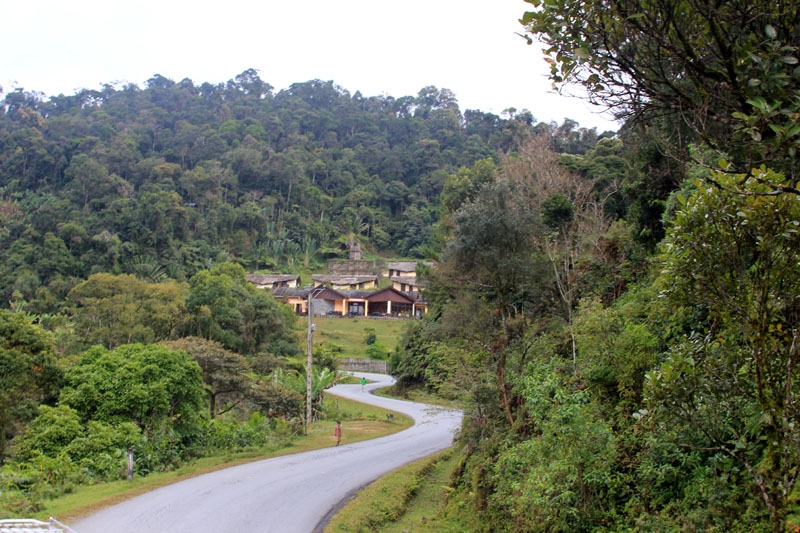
<box><xmin>306</xmin><ymin>289</ymin><xmax>314</xmax><ymax>433</ymax></box>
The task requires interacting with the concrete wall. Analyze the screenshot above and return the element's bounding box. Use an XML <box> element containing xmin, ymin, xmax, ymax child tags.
<box><xmin>338</xmin><ymin>358</ymin><xmax>389</xmax><ymax>374</ymax></box>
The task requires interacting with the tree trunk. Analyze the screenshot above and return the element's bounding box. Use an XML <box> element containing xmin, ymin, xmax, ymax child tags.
<box><xmin>497</xmin><ymin>364</ymin><xmax>514</xmax><ymax>428</ymax></box>
<box><xmin>497</xmin><ymin>312</ymin><xmax>515</xmax><ymax>428</ymax></box>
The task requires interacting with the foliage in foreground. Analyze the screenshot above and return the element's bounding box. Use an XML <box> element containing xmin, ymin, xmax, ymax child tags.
<box><xmin>393</xmin><ymin>145</ymin><xmax>800</xmax><ymax>531</ymax></box>
<box><xmin>522</xmin><ymin>0</ymin><xmax>800</xmax><ymax>187</ymax></box>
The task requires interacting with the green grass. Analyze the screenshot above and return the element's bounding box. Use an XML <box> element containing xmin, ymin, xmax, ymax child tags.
<box><xmin>38</xmin><ymin>396</ymin><xmax>412</xmax><ymax>525</ymax></box>
<box><xmin>375</xmin><ymin>385</ymin><xmax>464</xmax><ymax>410</ymax></box>
<box><xmin>324</xmin><ymin>447</ymin><xmax>472</xmax><ymax>533</ymax></box>
<box><xmin>310</xmin><ymin>316</ymin><xmax>411</xmax><ymax>358</ymax></box>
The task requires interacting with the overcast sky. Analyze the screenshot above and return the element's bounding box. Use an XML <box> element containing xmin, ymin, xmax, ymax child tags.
<box><xmin>2</xmin><ymin>0</ymin><xmax>618</xmax><ymax>131</ymax></box>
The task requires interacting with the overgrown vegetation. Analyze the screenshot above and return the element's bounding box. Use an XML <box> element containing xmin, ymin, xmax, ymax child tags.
<box><xmin>393</xmin><ymin>147</ymin><xmax>800</xmax><ymax>532</ymax></box>
<box><xmin>325</xmin><ymin>448</ymin><xmax>465</xmax><ymax>533</ymax></box>
<box><xmin>384</xmin><ymin>2</ymin><xmax>800</xmax><ymax>532</ymax></box>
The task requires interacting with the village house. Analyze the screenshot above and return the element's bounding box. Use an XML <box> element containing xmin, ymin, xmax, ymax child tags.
<box><xmin>271</xmin><ymin>285</ymin><xmax>426</xmax><ymax>318</ymax></box>
<box><xmin>381</xmin><ymin>261</ymin><xmax>433</xmax><ymax>294</ymax></box>
<box><xmin>248</xmin><ymin>260</ymin><xmax>434</xmax><ymax>318</ymax></box>
<box><xmin>381</xmin><ymin>261</ymin><xmax>434</xmax><ymax>279</ymax></box>
<box><xmin>272</xmin><ymin>286</ymin><xmax>344</xmax><ymax>316</ymax></box>
<box><xmin>245</xmin><ymin>274</ymin><xmax>302</xmax><ymax>290</ymax></box>
<box><xmin>390</xmin><ymin>276</ymin><xmax>423</xmax><ymax>293</ymax></box>
<box><xmin>383</xmin><ymin>261</ymin><xmax>419</xmax><ymax>278</ymax></box>
<box><xmin>311</xmin><ymin>274</ymin><xmax>378</xmax><ymax>291</ymax></box>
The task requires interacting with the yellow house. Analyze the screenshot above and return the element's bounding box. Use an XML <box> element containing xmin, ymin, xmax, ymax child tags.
<box><xmin>311</xmin><ymin>274</ymin><xmax>378</xmax><ymax>291</ymax></box>
<box><xmin>272</xmin><ymin>286</ymin><xmax>348</xmax><ymax>316</ymax></box>
<box><xmin>382</xmin><ymin>261</ymin><xmax>420</xmax><ymax>279</ymax></box>
<box><xmin>272</xmin><ymin>286</ymin><xmax>427</xmax><ymax>318</ymax></box>
<box><xmin>390</xmin><ymin>276</ymin><xmax>423</xmax><ymax>293</ymax></box>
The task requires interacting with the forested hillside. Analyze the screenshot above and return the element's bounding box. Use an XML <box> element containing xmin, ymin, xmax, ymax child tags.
<box><xmin>0</xmin><ymin>70</ymin><xmax>617</xmax><ymax>517</ymax></box>
<box><xmin>9</xmin><ymin>10</ymin><xmax>799</xmax><ymax>526</ymax></box>
<box><xmin>0</xmin><ymin>70</ymin><xmax>608</xmax><ymax>315</ymax></box>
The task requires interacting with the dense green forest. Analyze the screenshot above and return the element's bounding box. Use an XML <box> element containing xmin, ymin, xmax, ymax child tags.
<box><xmin>0</xmin><ymin>69</ymin><xmax>608</xmax><ymax>315</ymax></box>
<box><xmin>388</xmin><ymin>1</ymin><xmax>800</xmax><ymax>532</ymax></box>
<box><xmin>4</xmin><ymin>0</ymin><xmax>800</xmax><ymax>528</ymax></box>
<box><xmin>0</xmin><ymin>69</ymin><xmax>611</xmax><ymax>516</ymax></box>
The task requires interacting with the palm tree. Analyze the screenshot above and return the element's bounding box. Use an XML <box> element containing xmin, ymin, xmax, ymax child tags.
<box><xmin>336</xmin><ymin>208</ymin><xmax>370</xmax><ymax>251</ymax></box>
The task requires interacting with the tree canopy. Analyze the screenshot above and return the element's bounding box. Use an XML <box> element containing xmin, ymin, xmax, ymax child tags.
<box><xmin>59</xmin><ymin>343</ymin><xmax>205</xmax><ymax>436</ymax></box>
<box><xmin>0</xmin><ymin>310</ymin><xmax>61</xmax><ymax>462</ymax></box>
<box><xmin>522</xmin><ymin>0</ymin><xmax>800</xmax><ymax>185</ymax></box>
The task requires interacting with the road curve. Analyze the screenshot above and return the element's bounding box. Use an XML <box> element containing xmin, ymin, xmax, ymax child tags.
<box><xmin>72</xmin><ymin>372</ymin><xmax>462</xmax><ymax>533</ymax></box>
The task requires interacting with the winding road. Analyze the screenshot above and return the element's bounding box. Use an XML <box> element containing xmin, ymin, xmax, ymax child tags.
<box><xmin>72</xmin><ymin>373</ymin><xmax>462</xmax><ymax>533</ymax></box>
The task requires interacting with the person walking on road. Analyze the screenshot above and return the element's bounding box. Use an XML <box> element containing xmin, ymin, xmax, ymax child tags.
<box><xmin>361</xmin><ymin>376</ymin><xmax>367</xmax><ymax>392</ymax></box>
<box><xmin>334</xmin><ymin>420</ymin><xmax>342</xmax><ymax>446</ymax></box>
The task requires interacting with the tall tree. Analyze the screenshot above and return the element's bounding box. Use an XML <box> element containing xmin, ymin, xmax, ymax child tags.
<box><xmin>162</xmin><ymin>337</ymin><xmax>251</xmax><ymax>419</ymax></box>
<box><xmin>444</xmin><ymin>174</ymin><xmax>542</xmax><ymax>427</ymax></box>
<box><xmin>522</xmin><ymin>0</ymin><xmax>800</xmax><ymax>185</ymax></box>
<box><xmin>59</xmin><ymin>343</ymin><xmax>204</xmax><ymax>436</ymax></box>
<box><xmin>185</xmin><ymin>263</ymin><xmax>297</xmax><ymax>356</ymax></box>
<box><xmin>67</xmin><ymin>273</ymin><xmax>189</xmax><ymax>350</ymax></box>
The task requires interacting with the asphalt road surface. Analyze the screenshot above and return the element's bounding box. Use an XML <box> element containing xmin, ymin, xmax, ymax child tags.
<box><xmin>72</xmin><ymin>372</ymin><xmax>462</xmax><ymax>533</ymax></box>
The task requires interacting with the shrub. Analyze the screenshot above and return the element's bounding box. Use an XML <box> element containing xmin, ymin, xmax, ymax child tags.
<box><xmin>365</xmin><ymin>342</ymin><xmax>388</xmax><ymax>360</ymax></box>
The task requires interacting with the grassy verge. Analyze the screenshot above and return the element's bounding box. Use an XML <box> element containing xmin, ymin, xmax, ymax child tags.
<box><xmin>40</xmin><ymin>396</ymin><xmax>412</xmax><ymax>525</ymax></box>
<box><xmin>324</xmin><ymin>447</ymin><xmax>470</xmax><ymax>533</ymax></box>
<box><xmin>375</xmin><ymin>384</ymin><xmax>463</xmax><ymax>410</ymax></box>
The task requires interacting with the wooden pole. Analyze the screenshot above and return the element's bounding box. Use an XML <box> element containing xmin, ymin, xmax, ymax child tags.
<box><xmin>306</xmin><ymin>290</ymin><xmax>314</xmax><ymax>433</ymax></box>
<box><xmin>127</xmin><ymin>447</ymin><xmax>134</xmax><ymax>480</ymax></box>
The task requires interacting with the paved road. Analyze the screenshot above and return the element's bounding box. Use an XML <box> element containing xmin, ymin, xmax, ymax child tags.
<box><xmin>72</xmin><ymin>373</ymin><xmax>462</xmax><ymax>533</ymax></box>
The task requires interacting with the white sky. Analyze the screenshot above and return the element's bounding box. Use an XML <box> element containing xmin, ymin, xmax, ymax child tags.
<box><xmin>1</xmin><ymin>0</ymin><xmax>619</xmax><ymax>131</ymax></box>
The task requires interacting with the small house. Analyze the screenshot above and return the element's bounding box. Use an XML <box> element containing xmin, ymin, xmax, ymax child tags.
<box><xmin>312</xmin><ymin>274</ymin><xmax>378</xmax><ymax>291</ymax></box>
<box><xmin>246</xmin><ymin>274</ymin><xmax>301</xmax><ymax>290</ymax></box>
<box><xmin>390</xmin><ymin>276</ymin><xmax>424</xmax><ymax>293</ymax></box>
<box><xmin>383</xmin><ymin>261</ymin><xmax>419</xmax><ymax>279</ymax></box>
<box><xmin>272</xmin><ymin>286</ymin><xmax>347</xmax><ymax>316</ymax></box>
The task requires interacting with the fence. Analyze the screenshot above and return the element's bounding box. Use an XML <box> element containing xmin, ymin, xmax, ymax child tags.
<box><xmin>0</xmin><ymin>518</ymin><xmax>75</xmax><ymax>532</ymax></box>
<box><xmin>339</xmin><ymin>358</ymin><xmax>389</xmax><ymax>374</ymax></box>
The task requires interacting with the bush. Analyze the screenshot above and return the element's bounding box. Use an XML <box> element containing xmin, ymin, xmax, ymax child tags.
<box><xmin>247</xmin><ymin>380</ymin><xmax>304</xmax><ymax>420</ymax></box>
<box><xmin>364</xmin><ymin>328</ymin><xmax>377</xmax><ymax>346</ymax></box>
<box><xmin>13</xmin><ymin>405</ymin><xmax>83</xmax><ymax>462</ymax></box>
<box><xmin>0</xmin><ymin>453</ymin><xmax>82</xmax><ymax>515</ymax></box>
<box><xmin>14</xmin><ymin>404</ymin><xmax>144</xmax><ymax>483</ymax></box>
<box><xmin>59</xmin><ymin>344</ymin><xmax>205</xmax><ymax>437</ymax></box>
<box><xmin>313</xmin><ymin>342</ymin><xmax>343</xmax><ymax>372</ymax></box>
<box><xmin>66</xmin><ymin>421</ymin><xmax>141</xmax><ymax>480</ymax></box>
<box><xmin>130</xmin><ymin>429</ymin><xmax>185</xmax><ymax>476</ymax></box>
<box><xmin>365</xmin><ymin>342</ymin><xmax>388</xmax><ymax>360</ymax></box>
<box><xmin>194</xmin><ymin>413</ymin><xmax>287</xmax><ymax>453</ymax></box>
